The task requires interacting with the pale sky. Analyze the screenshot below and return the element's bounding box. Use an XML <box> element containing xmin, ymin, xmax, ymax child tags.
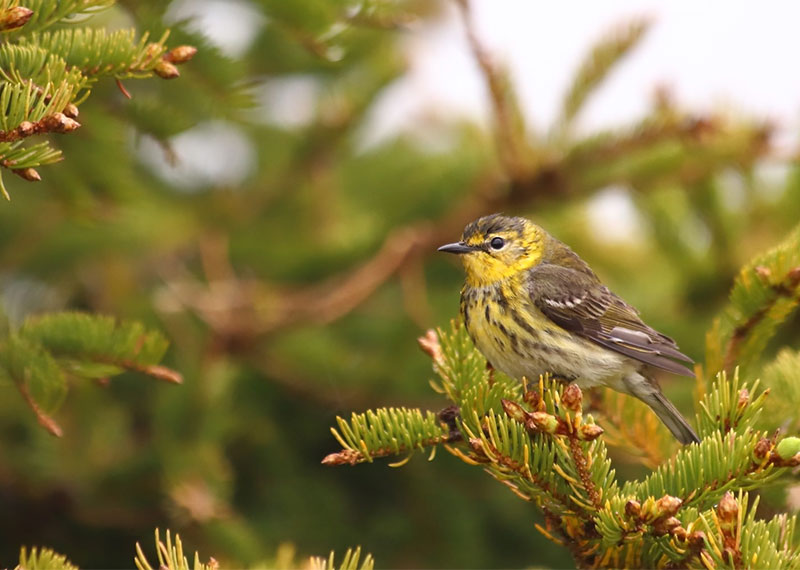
<box><xmin>156</xmin><ymin>0</ymin><xmax>800</xmax><ymax>213</ymax></box>
<box><xmin>372</xmin><ymin>1</ymin><xmax>800</xmax><ymax>146</ymax></box>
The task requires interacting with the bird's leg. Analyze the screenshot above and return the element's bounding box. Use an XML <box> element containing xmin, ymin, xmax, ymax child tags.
<box><xmin>486</xmin><ymin>361</ymin><xmax>495</xmax><ymax>386</ymax></box>
<box><xmin>437</xmin><ymin>405</ymin><xmax>463</xmax><ymax>443</ymax></box>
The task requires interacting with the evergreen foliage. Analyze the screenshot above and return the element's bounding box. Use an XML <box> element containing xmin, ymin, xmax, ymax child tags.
<box><xmin>707</xmin><ymin>221</ymin><xmax>800</xmax><ymax>376</ymax></box>
<box><xmin>309</xmin><ymin>546</ymin><xmax>375</xmax><ymax>570</ymax></box>
<box><xmin>324</xmin><ymin>219</ymin><xmax>800</xmax><ymax>567</ymax></box>
<box><xmin>1</xmin><ymin>311</ymin><xmax>181</xmax><ymax>436</ymax></box>
<box><xmin>326</xmin><ymin>323</ymin><xmax>800</xmax><ymax>567</ymax></box>
<box><xmin>2</xmin><ymin>0</ymin><xmax>800</xmax><ymax>568</ymax></box>
<box><xmin>15</xmin><ymin>546</ymin><xmax>78</xmax><ymax>570</ymax></box>
<box><xmin>134</xmin><ymin>529</ymin><xmax>215</xmax><ymax>570</ymax></box>
<box><xmin>0</xmin><ymin>0</ymin><xmax>194</xmax><ymax>197</ymax></box>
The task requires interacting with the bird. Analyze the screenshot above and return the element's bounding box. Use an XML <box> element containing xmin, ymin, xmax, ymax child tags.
<box><xmin>438</xmin><ymin>213</ymin><xmax>700</xmax><ymax>444</ymax></box>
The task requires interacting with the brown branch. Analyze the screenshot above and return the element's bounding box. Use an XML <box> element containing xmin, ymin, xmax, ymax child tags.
<box><xmin>155</xmin><ymin>14</ymin><xmax>776</xmax><ymax>345</ymax></box>
<box><xmin>567</xmin><ymin>434</ymin><xmax>602</xmax><ymax>510</ymax></box>
<box><xmin>18</xmin><ymin>383</ymin><xmax>63</xmax><ymax>437</ymax></box>
<box><xmin>120</xmin><ymin>361</ymin><xmax>183</xmax><ymax>384</ymax></box>
<box><xmin>156</xmin><ymin>173</ymin><xmax>501</xmax><ymax>341</ymax></box>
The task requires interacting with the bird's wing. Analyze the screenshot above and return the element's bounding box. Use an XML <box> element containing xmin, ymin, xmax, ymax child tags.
<box><xmin>527</xmin><ymin>263</ymin><xmax>694</xmax><ymax>376</ymax></box>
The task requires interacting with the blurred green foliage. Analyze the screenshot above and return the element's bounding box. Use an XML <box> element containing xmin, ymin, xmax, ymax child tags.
<box><xmin>2</xmin><ymin>0</ymin><xmax>800</xmax><ymax>568</ymax></box>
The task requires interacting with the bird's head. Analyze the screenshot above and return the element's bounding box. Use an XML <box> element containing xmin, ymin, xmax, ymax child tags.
<box><xmin>439</xmin><ymin>214</ymin><xmax>547</xmax><ymax>287</ymax></box>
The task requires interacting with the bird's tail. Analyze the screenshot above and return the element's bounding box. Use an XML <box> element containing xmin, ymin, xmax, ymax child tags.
<box><xmin>646</xmin><ymin>391</ymin><xmax>700</xmax><ymax>444</ymax></box>
<box><xmin>624</xmin><ymin>375</ymin><xmax>700</xmax><ymax>445</ymax></box>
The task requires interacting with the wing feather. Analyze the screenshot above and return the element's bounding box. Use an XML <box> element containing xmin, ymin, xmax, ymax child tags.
<box><xmin>528</xmin><ymin>263</ymin><xmax>694</xmax><ymax>377</ymax></box>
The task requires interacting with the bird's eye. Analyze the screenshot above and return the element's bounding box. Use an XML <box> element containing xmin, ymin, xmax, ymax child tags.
<box><xmin>489</xmin><ymin>236</ymin><xmax>506</xmax><ymax>250</ymax></box>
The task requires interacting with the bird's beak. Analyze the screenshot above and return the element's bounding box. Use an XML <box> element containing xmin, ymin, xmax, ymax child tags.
<box><xmin>438</xmin><ymin>242</ymin><xmax>478</xmax><ymax>254</ymax></box>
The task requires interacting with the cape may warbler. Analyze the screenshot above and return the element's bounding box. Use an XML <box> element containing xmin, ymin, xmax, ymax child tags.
<box><xmin>439</xmin><ymin>213</ymin><xmax>699</xmax><ymax>444</ymax></box>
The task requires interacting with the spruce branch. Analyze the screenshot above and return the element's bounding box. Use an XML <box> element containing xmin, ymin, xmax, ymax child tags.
<box><xmin>5</xmin><ymin>0</ymin><xmax>114</xmax><ymax>35</ymax></box>
<box><xmin>20</xmin><ymin>312</ymin><xmax>179</xmax><ymax>380</ymax></box>
<box><xmin>459</xmin><ymin>407</ymin><xmax>581</xmax><ymax>519</ymax></box>
<box><xmin>134</xmin><ymin>529</ymin><xmax>217</xmax><ymax>570</ymax></box>
<box><xmin>0</xmin><ymin>7</ymin><xmax>196</xmax><ymax>196</ymax></box>
<box><xmin>325</xmin><ymin>319</ymin><xmax>800</xmax><ymax>567</ymax></box>
<box><xmin>0</xmin><ymin>44</ymin><xmax>89</xmax><ymax>94</ymax></box>
<box><xmin>703</xmin><ymin>221</ymin><xmax>800</xmax><ymax>375</ymax></box>
<box><xmin>19</xmin><ymin>28</ymin><xmax>189</xmax><ymax>80</ymax></box>
<box><xmin>1</xmin><ymin>311</ymin><xmax>182</xmax><ymax>435</ymax></box>
<box><xmin>558</xmin><ymin>18</ymin><xmax>651</xmax><ymax>132</ymax></box>
<box><xmin>0</xmin><ymin>139</ymin><xmax>62</xmax><ymax>197</ymax></box>
<box><xmin>0</xmin><ymin>80</ymin><xmax>76</xmax><ymax>133</ymax></box>
<box><xmin>15</xmin><ymin>546</ymin><xmax>77</xmax><ymax>570</ymax></box>
<box><xmin>695</xmin><ymin>369</ymin><xmax>767</xmax><ymax>438</ymax></box>
<box><xmin>693</xmin><ymin>492</ymin><xmax>800</xmax><ymax>569</ymax></box>
<box><xmin>0</xmin><ymin>111</ymin><xmax>80</xmax><ymax>142</ymax></box>
<box><xmin>624</xmin><ymin>428</ymin><xmax>790</xmax><ymax>512</ymax></box>
<box><xmin>309</xmin><ymin>547</ymin><xmax>374</xmax><ymax>570</ymax></box>
<box><xmin>322</xmin><ymin>407</ymin><xmax>452</xmax><ymax>466</ymax></box>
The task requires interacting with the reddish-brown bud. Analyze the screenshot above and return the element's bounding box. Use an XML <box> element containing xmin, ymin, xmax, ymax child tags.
<box><xmin>653</xmin><ymin>516</ymin><xmax>682</xmax><ymax>535</ymax></box>
<box><xmin>321</xmin><ymin>449</ymin><xmax>361</xmax><ymax>466</ymax></box>
<box><xmin>737</xmin><ymin>388</ymin><xmax>750</xmax><ymax>409</ymax></box>
<box><xmin>417</xmin><ymin>329</ymin><xmax>444</xmax><ymax>367</ymax></box>
<box><xmin>42</xmin><ymin>113</ymin><xmax>81</xmax><ymax>133</ymax></box>
<box><xmin>656</xmin><ymin>495</ymin><xmax>682</xmax><ymax>518</ymax></box>
<box><xmin>63</xmin><ymin>103</ymin><xmax>80</xmax><ymax>119</ymax></box>
<box><xmin>688</xmin><ymin>531</ymin><xmax>706</xmax><ymax>549</ymax></box>
<box><xmin>144</xmin><ymin>42</ymin><xmax>163</xmax><ymax>59</ymax></box>
<box><xmin>578</xmin><ymin>423</ymin><xmax>604</xmax><ymax>441</ymax></box>
<box><xmin>13</xmin><ymin>167</ymin><xmax>40</xmax><ymax>181</ymax></box>
<box><xmin>671</xmin><ymin>525</ymin><xmax>687</xmax><ymax>542</ymax></box>
<box><xmin>754</xmin><ymin>265</ymin><xmax>771</xmax><ymax>281</ymax></box>
<box><xmin>0</xmin><ymin>6</ymin><xmax>33</xmax><ymax>31</ymax></box>
<box><xmin>753</xmin><ymin>438</ymin><xmax>772</xmax><ymax>460</ymax></box>
<box><xmin>17</xmin><ymin>121</ymin><xmax>34</xmax><ymax>137</ymax></box>
<box><xmin>501</xmin><ymin>399</ymin><xmax>528</xmax><ymax>424</ymax></box>
<box><xmin>561</xmin><ymin>383</ymin><xmax>582</xmax><ymax>412</ymax></box>
<box><xmin>164</xmin><ymin>45</ymin><xmax>197</xmax><ymax>64</ymax></box>
<box><xmin>625</xmin><ymin>500</ymin><xmax>641</xmax><ymax>519</ymax></box>
<box><xmin>717</xmin><ymin>492</ymin><xmax>738</xmax><ymax>532</ymax></box>
<box><xmin>523</xmin><ymin>389</ymin><xmax>541</xmax><ymax>410</ymax></box>
<box><xmin>529</xmin><ymin>411</ymin><xmax>559</xmax><ymax>434</ymax></box>
<box><xmin>154</xmin><ymin>61</ymin><xmax>180</xmax><ymax>79</ymax></box>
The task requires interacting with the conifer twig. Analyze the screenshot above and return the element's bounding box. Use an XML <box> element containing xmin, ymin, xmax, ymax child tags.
<box><xmin>18</xmin><ymin>383</ymin><xmax>63</xmax><ymax>437</ymax></box>
<box><xmin>567</xmin><ymin>435</ymin><xmax>602</xmax><ymax>510</ymax></box>
<box><xmin>723</xmin><ymin>265</ymin><xmax>800</xmax><ymax>372</ymax></box>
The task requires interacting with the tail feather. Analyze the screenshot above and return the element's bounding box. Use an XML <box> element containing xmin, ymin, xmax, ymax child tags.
<box><xmin>645</xmin><ymin>391</ymin><xmax>700</xmax><ymax>445</ymax></box>
<box><xmin>622</xmin><ymin>373</ymin><xmax>700</xmax><ymax>445</ymax></box>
